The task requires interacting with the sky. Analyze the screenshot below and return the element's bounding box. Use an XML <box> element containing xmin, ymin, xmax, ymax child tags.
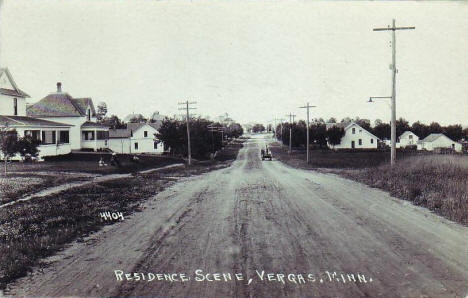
<box><xmin>0</xmin><ymin>0</ymin><xmax>467</xmax><ymax>126</ymax></box>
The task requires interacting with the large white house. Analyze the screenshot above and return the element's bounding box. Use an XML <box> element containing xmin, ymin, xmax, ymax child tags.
<box><xmin>417</xmin><ymin>133</ymin><xmax>462</xmax><ymax>152</ymax></box>
<box><xmin>397</xmin><ymin>131</ymin><xmax>419</xmax><ymax>148</ymax></box>
<box><xmin>0</xmin><ymin>68</ymin><xmax>73</xmax><ymax>159</ymax></box>
<box><xmin>108</xmin><ymin>122</ymin><xmax>164</xmax><ymax>154</ymax></box>
<box><xmin>326</xmin><ymin>122</ymin><xmax>379</xmax><ymax>149</ymax></box>
<box><xmin>27</xmin><ymin>82</ymin><xmax>109</xmax><ymax>151</ymax></box>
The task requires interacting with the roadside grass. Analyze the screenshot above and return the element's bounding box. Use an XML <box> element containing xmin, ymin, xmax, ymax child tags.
<box><xmin>0</xmin><ymin>173</ymin><xmax>92</xmax><ymax>205</ymax></box>
<box><xmin>0</xmin><ymin>139</ymin><xmax>245</xmax><ymax>290</ymax></box>
<box><xmin>270</xmin><ymin>142</ymin><xmax>468</xmax><ymax>226</ymax></box>
<box><xmin>6</xmin><ymin>153</ymin><xmax>183</xmax><ymax>175</ymax></box>
<box><xmin>333</xmin><ymin>155</ymin><xmax>468</xmax><ymax>225</ymax></box>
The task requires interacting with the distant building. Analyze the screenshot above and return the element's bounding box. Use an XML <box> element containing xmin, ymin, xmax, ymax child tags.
<box><xmin>417</xmin><ymin>133</ymin><xmax>462</xmax><ymax>152</ymax></box>
<box><xmin>123</xmin><ymin>113</ymin><xmax>145</xmax><ymax>123</ymax></box>
<box><xmin>326</xmin><ymin>122</ymin><xmax>379</xmax><ymax>149</ymax></box>
<box><xmin>397</xmin><ymin>131</ymin><xmax>419</xmax><ymax>148</ymax></box>
<box><xmin>108</xmin><ymin>122</ymin><xmax>164</xmax><ymax>154</ymax></box>
<box><xmin>27</xmin><ymin>82</ymin><xmax>109</xmax><ymax>152</ymax></box>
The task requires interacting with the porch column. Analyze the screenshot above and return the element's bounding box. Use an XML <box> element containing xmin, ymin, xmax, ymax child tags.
<box><xmin>94</xmin><ymin>129</ymin><xmax>98</xmax><ymax>151</ymax></box>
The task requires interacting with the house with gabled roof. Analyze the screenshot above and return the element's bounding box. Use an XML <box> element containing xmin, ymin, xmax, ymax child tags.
<box><xmin>0</xmin><ymin>68</ymin><xmax>74</xmax><ymax>159</ymax></box>
<box><xmin>397</xmin><ymin>131</ymin><xmax>419</xmax><ymax>148</ymax></box>
<box><xmin>326</xmin><ymin>122</ymin><xmax>379</xmax><ymax>149</ymax></box>
<box><xmin>417</xmin><ymin>133</ymin><xmax>462</xmax><ymax>152</ymax></box>
<box><xmin>108</xmin><ymin>122</ymin><xmax>164</xmax><ymax>154</ymax></box>
<box><xmin>27</xmin><ymin>82</ymin><xmax>109</xmax><ymax>151</ymax></box>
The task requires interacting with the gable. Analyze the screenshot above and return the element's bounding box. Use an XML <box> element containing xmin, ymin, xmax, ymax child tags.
<box><xmin>345</xmin><ymin>123</ymin><xmax>379</xmax><ymax>140</ymax></box>
<box><xmin>0</xmin><ymin>71</ymin><xmax>14</xmax><ymax>90</ymax></box>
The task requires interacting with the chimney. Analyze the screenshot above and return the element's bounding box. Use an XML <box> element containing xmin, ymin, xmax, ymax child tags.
<box><xmin>57</xmin><ymin>82</ymin><xmax>62</xmax><ymax>93</ymax></box>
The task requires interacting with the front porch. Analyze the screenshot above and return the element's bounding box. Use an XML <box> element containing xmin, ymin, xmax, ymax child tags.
<box><xmin>81</xmin><ymin>122</ymin><xmax>109</xmax><ymax>151</ymax></box>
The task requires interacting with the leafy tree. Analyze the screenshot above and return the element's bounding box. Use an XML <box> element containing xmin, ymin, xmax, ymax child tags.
<box><xmin>411</xmin><ymin>121</ymin><xmax>430</xmax><ymax>139</ymax></box>
<box><xmin>429</xmin><ymin>122</ymin><xmax>443</xmax><ymax>134</ymax></box>
<box><xmin>443</xmin><ymin>124</ymin><xmax>463</xmax><ymax>141</ymax></box>
<box><xmin>226</xmin><ymin>123</ymin><xmax>243</xmax><ymax>139</ymax></box>
<box><xmin>395</xmin><ymin>118</ymin><xmax>410</xmax><ymax>137</ymax></box>
<box><xmin>373</xmin><ymin>122</ymin><xmax>391</xmax><ymax>140</ymax></box>
<box><xmin>309</xmin><ymin>123</ymin><xmax>327</xmax><ymax>148</ymax></box>
<box><xmin>96</xmin><ymin>102</ymin><xmax>108</xmax><ymax>122</ymax></box>
<box><xmin>129</xmin><ymin>114</ymin><xmax>148</xmax><ymax>123</ymax></box>
<box><xmin>0</xmin><ymin>127</ymin><xmax>19</xmax><ymax>175</ymax></box>
<box><xmin>327</xmin><ymin>126</ymin><xmax>345</xmax><ymax>149</ymax></box>
<box><xmin>102</xmin><ymin>115</ymin><xmax>126</xmax><ymax>129</ymax></box>
<box><xmin>462</xmin><ymin>127</ymin><xmax>468</xmax><ymax>141</ymax></box>
<box><xmin>252</xmin><ymin>124</ymin><xmax>265</xmax><ymax>133</ymax></box>
<box><xmin>327</xmin><ymin>117</ymin><xmax>337</xmax><ymax>123</ymax></box>
<box><xmin>16</xmin><ymin>136</ymin><xmax>41</xmax><ymax>161</ymax></box>
<box><xmin>356</xmin><ymin>118</ymin><xmax>372</xmax><ymax>132</ymax></box>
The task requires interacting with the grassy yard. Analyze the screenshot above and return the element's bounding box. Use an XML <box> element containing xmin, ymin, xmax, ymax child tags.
<box><xmin>270</xmin><ymin>142</ymin><xmax>468</xmax><ymax>226</ymax></box>
<box><xmin>0</xmin><ymin>140</ymin><xmax>244</xmax><ymax>290</ymax></box>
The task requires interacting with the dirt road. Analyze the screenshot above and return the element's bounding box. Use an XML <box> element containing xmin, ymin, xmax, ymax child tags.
<box><xmin>7</xmin><ymin>135</ymin><xmax>468</xmax><ymax>297</ymax></box>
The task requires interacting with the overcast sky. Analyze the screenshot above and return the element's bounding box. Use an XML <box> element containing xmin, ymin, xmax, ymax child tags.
<box><xmin>1</xmin><ymin>0</ymin><xmax>467</xmax><ymax>126</ymax></box>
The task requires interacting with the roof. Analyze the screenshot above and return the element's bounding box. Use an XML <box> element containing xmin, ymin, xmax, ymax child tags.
<box><xmin>148</xmin><ymin>121</ymin><xmax>162</xmax><ymax>131</ymax></box>
<box><xmin>0</xmin><ymin>115</ymin><xmax>72</xmax><ymax>128</ymax></box>
<box><xmin>331</xmin><ymin>122</ymin><xmax>380</xmax><ymax>140</ymax></box>
<box><xmin>0</xmin><ymin>68</ymin><xmax>30</xmax><ymax>98</ymax></box>
<box><xmin>399</xmin><ymin>131</ymin><xmax>418</xmax><ymax>139</ymax></box>
<box><xmin>421</xmin><ymin>133</ymin><xmax>447</xmax><ymax>143</ymax></box>
<box><xmin>81</xmin><ymin>121</ymin><xmax>109</xmax><ymax>129</ymax></box>
<box><xmin>27</xmin><ymin>92</ymin><xmax>96</xmax><ymax>117</ymax></box>
<box><xmin>109</xmin><ymin>123</ymin><xmax>159</xmax><ymax>139</ymax></box>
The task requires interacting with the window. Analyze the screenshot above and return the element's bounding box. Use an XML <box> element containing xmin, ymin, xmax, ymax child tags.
<box><xmin>134</xmin><ymin>142</ymin><xmax>139</xmax><ymax>150</ymax></box>
<box><xmin>13</xmin><ymin>98</ymin><xmax>17</xmax><ymax>115</ymax></box>
<box><xmin>59</xmin><ymin>131</ymin><xmax>69</xmax><ymax>144</ymax></box>
<box><xmin>144</xmin><ymin>131</ymin><xmax>148</xmax><ymax>138</ymax></box>
<box><xmin>82</xmin><ymin>131</ymin><xmax>95</xmax><ymax>141</ymax></box>
<box><xmin>409</xmin><ymin>135</ymin><xmax>413</xmax><ymax>139</ymax></box>
<box><xmin>42</xmin><ymin>131</ymin><xmax>56</xmax><ymax>144</ymax></box>
<box><xmin>154</xmin><ymin>141</ymin><xmax>158</xmax><ymax>149</ymax></box>
<box><xmin>359</xmin><ymin>129</ymin><xmax>362</xmax><ymax>133</ymax></box>
<box><xmin>86</xmin><ymin>108</ymin><xmax>91</xmax><ymax>121</ymax></box>
<box><xmin>96</xmin><ymin>131</ymin><xmax>109</xmax><ymax>140</ymax></box>
<box><xmin>25</xmin><ymin>130</ymin><xmax>40</xmax><ymax>141</ymax></box>
<box><xmin>371</xmin><ymin>139</ymin><xmax>374</xmax><ymax>144</ymax></box>
<box><xmin>352</xmin><ymin>128</ymin><xmax>355</xmax><ymax>134</ymax></box>
<box><xmin>358</xmin><ymin>139</ymin><xmax>362</xmax><ymax>145</ymax></box>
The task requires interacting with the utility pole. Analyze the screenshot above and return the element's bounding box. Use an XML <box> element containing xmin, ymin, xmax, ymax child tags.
<box><xmin>299</xmin><ymin>103</ymin><xmax>316</xmax><ymax>164</ymax></box>
<box><xmin>178</xmin><ymin>100</ymin><xmax>197</xmax><ymax>165</ymax></box>
<box><xmin>373</xmin><ymin>19</ymin><xmax>415</xmax><ymax>166</ymax></box>
<box><xmin>286</xmin><ymin>113</ymin><xmax>296</xmax><ymax>154</ymax></box>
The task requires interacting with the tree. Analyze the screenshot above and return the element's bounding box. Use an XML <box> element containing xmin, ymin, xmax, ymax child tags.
<box><xmin>326</xmin><ymin>126</ymin><xmax>345</xmax><ymax>149</ymax></box>
<box><xmin>373</xmin><ymin>122</ymin><xmax>391</xmax><ymax>140</ymax></box>
<box><xmin>310</xmin><ymin>123</ymin><xmax>327</xmax><ymax>148</ymax></box>
<box><xmin>0</xmin><ymin>127</ymin><xmax>19</xmax><ymax>175</ymax></box>
<box><xmin>16</xmin><ymin>136</ymin><xmax>41</xmax><ymax>161</ymax></box>
<box><xmin>395</xmin><ymin>118</ymin><xmax>410</xmax><ymax>137</ymax></box>
<box><xmin>101</xmin><ymin>115</ymin><xmax>126</xmax><ymax>129</ymax></box>
<box><xmin>327</xmin><ymin>117</ymin><xmax>337</xmax><ymax>123</ymax></box>
<box><xmin>356</xmin><ymin>118</ymin><xmax>372</xmax><ymax>132</ymax></box>
<box><xmin>226</xmin><ymin>123</ymin><xmax>243</xmax><ymax>139</ymax></box>
<box><xmin>252</xmin><ymin>124</ymin><xmax>265</xmax><ymax>133</ymax></box>
<box><xmin>429</xmin><ymin>122</ymin><xmax>443</xmax><ymax>134</ymax></box>
<box><xmin>443</xmin><ymin>124</ymin><xmax>463</xmax><ymax>141</ymax></box>
<box><xmin>411</xmin><ymin>121</ymin><xmax>429</xmax><ymax>139</ymax></box>
<box><xmin>129</xmin><ymin>114</ymin><xmax>148</xmax><ymax>123</ymax></box>
<box><xmin>96</xmin><ymin>102</ymin><xmax>108</xmax><ymax>122</ymax></box>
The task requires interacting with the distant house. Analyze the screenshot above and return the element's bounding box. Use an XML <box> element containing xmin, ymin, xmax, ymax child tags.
<box><xmin>0</xmin><ymin>69</ymin><xmax>73</xmax><ymax>159</ymax></box>
<box><xmin>27</xmin><ymin>82</ymin><xmax>109</xmax><ymax>151</ymax></box>
<box><xmin>326</xmin><ymin>122</ymin><xmax>379</xmax><ymax>149</ymax></box>
<box><xmin>108</xmin><ymin>122</ymin><xmax>164</xmax><ymax>154</ymax></box>
<box><xmin>417</xmin><ymin>133</ymin><xmax>462</xmax><ymax>152</ymax></box>
<box><xmin>397</xmin><ymin>131</ymin><xmax>419</xmax><ymax>148</ymax></box>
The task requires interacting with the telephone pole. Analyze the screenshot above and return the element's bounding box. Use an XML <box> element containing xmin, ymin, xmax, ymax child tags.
<box><xmin>299</xmin><ymin>103</ymin><xmax>316</xmax><ymax>163</ymax></box>
<box><xmin>373</xmin><ymin>19</ymin><xmax>415</xmax><ymax>166</ymax></box>
<box><xmin>286</xmin><ymin>113</ymin><xmax>296</xmax><ymax>154</ymax></box>
<box><xmin>178</xmin><ymin>100</ymin><xmax>197</xmax><ymax>165</ymax></box>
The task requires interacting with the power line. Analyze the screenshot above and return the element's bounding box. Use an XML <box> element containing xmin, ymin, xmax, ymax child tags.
<box><xmin>372</xmin><ymin>19</ymin><xmax>415</xmax><ymax>166</ymax></box>
<box><xmin>299</xmin><ymin>103</ymin><xmax>316</xmax><ymax>164</ymax></box>
<box><xmin>178</xmin><ymin>100</ymin><xmax>197</xmax><ymax>165</ymax></box>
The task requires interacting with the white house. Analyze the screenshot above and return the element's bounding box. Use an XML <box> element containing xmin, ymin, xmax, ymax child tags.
<box><xmin>27</xmin><ymin>82</ymin><xmax>109</xmax><ymax>151</ymax></box>
<box><xmin>326</xmin><ymin>122</ymin><xmax>379</xmax><ymax>149</ymax></box>
<box><xmin>397</xmin><ymin>131</ymin><xmax>419</xmax><ymax>148</ymax></box>
<box><xmin>108</xmin><ymin>122</ymin><xmax>164</xmax><ymax>154</ymax></box>
<box><xmin>0</xmin><ymin>68</ymin><xmax>73</xmax><ymax>159</ymax></box>
<box><xmin>417</xmin><ymin>133</ymin><xmax>462</xmax><ymax>152</ymax></box>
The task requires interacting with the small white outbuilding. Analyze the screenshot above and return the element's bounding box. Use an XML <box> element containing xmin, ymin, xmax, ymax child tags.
<box><xmin>417</xmin><ymin>133</ymin><xmax>462</xmax><ymax>152</ymax></box>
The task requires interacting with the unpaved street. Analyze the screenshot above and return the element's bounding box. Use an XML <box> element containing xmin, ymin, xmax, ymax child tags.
<box><xmin>7</xmin><ymin>135</ymin><xmax>468</xmax><ymax>297</ymax></box>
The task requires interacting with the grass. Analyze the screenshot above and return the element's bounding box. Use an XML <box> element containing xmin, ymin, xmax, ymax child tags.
<box><xmin>6</xmin><ymin>153</ymin><xmax>184</xmax><ymax>175</ymax></box>
<box><xmin>0</xmin><ymin>139</ymin><xmax>244</xmax><ymax>290</ymax></box>
<box><xmin>332</xmin><ymin>155</ymin><xmax>468</xmax><ymax>225</ymax></box>
<box><xmin>270</xmin><ymin>142</ymin><xmax>468</xmax><ymax>226</ymax></box>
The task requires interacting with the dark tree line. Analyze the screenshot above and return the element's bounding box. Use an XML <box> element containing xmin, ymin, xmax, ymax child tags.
<box><xmin>157</xmin><ymin>118</ymin><xmax>243</xmax><ymax>158</ymax></box>
<box><xmin>275</xmin><ymin>121</ymin><xmax>345</xmax><ymax>148</ymax></box>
